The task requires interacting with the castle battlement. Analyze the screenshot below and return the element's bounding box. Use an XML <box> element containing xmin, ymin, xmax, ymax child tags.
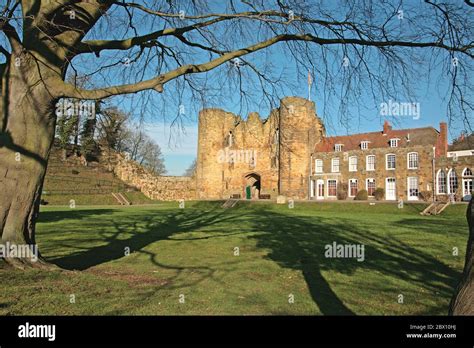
<box><xmin>196</xmin><ymin>97</ymin><xmax>325</xmax><ymax>200</ymax></box>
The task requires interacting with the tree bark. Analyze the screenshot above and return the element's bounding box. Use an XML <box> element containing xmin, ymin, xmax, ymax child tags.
<box><xmin>449</xmin><ymin>197</ymin><xmax>474</xmax><ymax>315</ymax></box>
<box><xmin>0</xmin><ymin>57</ymin><xmax>57</xmax><ymax>269</ymax></box>
<box><xmin>0</xmin><ymin>0</ymin><xmax>111</xmax><ymax>269</ymax></box>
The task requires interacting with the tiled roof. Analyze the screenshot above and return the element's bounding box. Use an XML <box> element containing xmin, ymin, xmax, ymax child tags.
<box><xmin>314</xmin><ymin>125</ymin><xmax>439</xmax><ymax>153</ymax></box>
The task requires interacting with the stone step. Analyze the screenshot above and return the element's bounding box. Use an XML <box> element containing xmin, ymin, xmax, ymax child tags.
<box><xmin>222</xmin><ymin>199</ymin><xmax>238</xmax><ymax>208</ymax></box>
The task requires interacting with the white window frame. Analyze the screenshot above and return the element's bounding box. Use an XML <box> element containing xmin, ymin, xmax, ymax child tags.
<box><xmin>461</xmin><ymin>167</ymin><xmax>474</xmax><ymax>200</ymax></box>
<box><xmin>361</xmin><ymin>141</ymin><xmax>369</xmax><ymax>150</ymax></box>
<box><xmin>327</xmin><ymin>179</ymin><xmax>338</xmax><ymax>197</ymax></box>
<box><xmin>407</xmin><ymin>176</ymin><xmax>419</xmax><ymax>200</ymax></box>
<box><xmin>366</xmin><ymin>178</ymin><xmax>376</xmax><ymax>197</ymax></box>
<box><xmin>331</xmin><ymin>158</ymin><xmax>340</xmax><ymax>173</ymax></box>
<box><xmin>385</xmin><ymin>177</ymin><xmax>397</xmax><ymax>200</ymax></box>
<box><xmin>335</xmin><ymin>144</ymin><xmax>343</xmax><ymax>152</ymax></box>
<box><xmin>436</xmin><ymin>169</ymin><xmax>447</xmax><ymax>195</ymax></box>
<box><xmin>315</xmin><ymin>159</ymin><xmax>323</xmax><ymax>174</ymax></box>
<box><xmin>386</xmin><ymin>153</ymin><xmax>396</xmax><ymax>170</ymax></box>
<box><xmin>366</xmin><ymin>155</ymin><xmax>375</xmax><ymax>171</ymax></box>
<box><xmin>348</xmin><ymin>156</ymin><xmax>357</xmax><ymax>172</ymax></box>
<box><xmin>389</xmin><ymin>138</ymin><xmax>399</xmax><ymax>147</ymax></box>
<box><xmin>447</xmin><ymin>169</ymin><xmax>458</xmax><ymax>195</ymax></box>
<box><xmin>407</xmin><ymin>152</ymin><xmax>419</xmax><ymax>169</ymax></box>
<box><xmin>316</xmin><ymin>179</ymin><xmax>325</xmax><ymax>199</ymax></box>
<box><xmin>349</xmin><ymin>178</ymin><xmax>358</xmax><ymax>197</ymax></box>
<box><xmin>462</xmin><ymin>169</ymin><xmax>473</xmax><ymax>199</ymax></box>
<box><xmin>463</xmin><ymin>178</ymin><xmax>473</xmax><ymax>198</ymax></box>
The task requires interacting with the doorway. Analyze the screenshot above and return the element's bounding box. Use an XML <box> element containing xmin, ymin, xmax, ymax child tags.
<box><xmin>407</xmin><ymin>177</ymin><xmax>419</xmax><ymax>201</ymax></box>
<box><xmin>244</xmin><ymin>173</ymin><xmax>261</xmax><ymax>199</ymax></box>
<box><xmin>463</xmin><ymin>168</ymin><xmax>473</xmax><ymax>201</ymax></box>
<box><xmin>386</xmin><ymin>177</ymin><xmax>396</xmax><ymax>200</ymax></box>
<box><xmin>316</xmin><ymin>179</ymin><xmax>324</xmax><ymax>199</ymax></box>
<box><xmin>463</xmin><ymin>179</ymin><xmax>473</xmax><ymax>200</ymax></box>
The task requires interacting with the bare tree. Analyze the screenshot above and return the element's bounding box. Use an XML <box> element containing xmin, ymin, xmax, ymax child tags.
<box><xmin>184</xmin><ymin>158</ymin><xmax>197</xmax><ymax>177</ymax></box>
<box><xmin>0</xmin><ymin>0</ymin><xmax>472</xmax><ymax>281</ymax></box>
<box><xmin>96</xmin><ymin>106</ymin><xmax>129</xmax><ymax>152</ymax></box>
<box><xmin>124</xmin><ymin>128</ymin><xmax>166</xmax><ymax>175</ymax></box>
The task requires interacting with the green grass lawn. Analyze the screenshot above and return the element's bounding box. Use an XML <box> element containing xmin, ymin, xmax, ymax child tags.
<box><xmin>0</xmin><ymin>201</ymin><xmax>468</xmax><ymax>315</ymax></box>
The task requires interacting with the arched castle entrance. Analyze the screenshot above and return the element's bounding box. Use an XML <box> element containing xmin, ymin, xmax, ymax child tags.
<box><xmin>244</xmin><ymin>173</ymin><xmax>261</xmax><ymax>199</ymax></box>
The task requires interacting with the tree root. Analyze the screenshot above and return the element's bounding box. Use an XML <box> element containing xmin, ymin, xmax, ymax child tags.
<box><xmin>2</xmin><ymin>256</ymin><xmax>61</xmax><ymax>271</ymax></box>
<box><xmin>449</xmin><ymin>280</ymin><xmax>474</xmax><ymax>315</ymax></box>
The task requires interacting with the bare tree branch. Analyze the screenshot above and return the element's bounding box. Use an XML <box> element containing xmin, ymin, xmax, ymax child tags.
<box><xmin>58</xmin><ymin>31</ymin><xmax>474</xmax><ymax>100</ymax></box>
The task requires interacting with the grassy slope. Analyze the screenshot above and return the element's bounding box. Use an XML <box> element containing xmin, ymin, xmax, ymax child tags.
<box><xmin>0</xmin><ymin>201</ymin><xmax>468</xmax><ymax>315</ymax></box>
<box><xmin>43</xmin><ymin>147</ymin><xmax>157</xmax><ymax>205</ymax></box>
<box><xmin>43</xmin><ymin>191</ymin><xmax>158</xmax><ymax>206</ymax></box>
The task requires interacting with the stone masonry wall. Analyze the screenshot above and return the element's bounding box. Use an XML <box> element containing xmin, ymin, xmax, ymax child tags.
<box><xmin>112</xmin><ymin>155</ymin><xmax>196</xmax><ymax>201</ymax></box>
<box><xmin>437</xmin><ymin>154</ymin><xmax>474</xmax><ymax>201</ymax></box>
<box><xmin>196</xmin><ymin>96</ymin><xmax>324</xmax><ymax>200</ymax></box>
<box><xmin>311</xmin><ymin>145</ymin><xmax>435</xmax><ymax>200</ymax></box>
<box><xmin>311</xmin><ymin>145</ymin><xmax>474</xmax><ymax>201</ymax></box>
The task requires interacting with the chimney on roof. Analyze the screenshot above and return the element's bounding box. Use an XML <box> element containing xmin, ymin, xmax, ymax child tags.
<box><xmin>436</xmin><ymin>122</ymin><xmax>448</xmax><ymax>157</ymax></box>
<box><xmin>383</xmin><ymin>120</ymin><xmax>392</xmax><ymax>134</ymax></box>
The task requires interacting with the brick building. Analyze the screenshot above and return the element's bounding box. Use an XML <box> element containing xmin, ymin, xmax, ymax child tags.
<box><xmin>310</xmin><ymin>120</ymin><xmax>474</xmax><ymax>201</ymax></box>
<box><xmin>195</xmin><ymin>96</ymin><xmax>474</xmax><ymax>201</ymax></box>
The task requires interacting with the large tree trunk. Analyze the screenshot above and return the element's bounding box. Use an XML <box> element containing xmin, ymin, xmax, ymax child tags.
<box><xmin>0</xmin><ymin>0</ymin><xmax>110</xmax><ymax>269</ymax></box>
<box><xmin>449</xmin><ymin>197</ymin><xmax>474</xmax><ymax>315</ymax></box>
<box><xmin>0</xmin><ymin>57</ymin><xmax>57</xmax><ymax>269</ymax></box>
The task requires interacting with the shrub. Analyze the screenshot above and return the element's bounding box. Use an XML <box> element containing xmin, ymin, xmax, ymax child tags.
<box><xmin>374</xmin><ymin>188</ymin><xmax>385</xmax><ymax>201</ymax></box>
<box><xmin>354</xmin><ymin>189</ymin><xmax>368</xmax><ymax>200</ymax></box>
<box><xmin>419</xmin><ymin>190</ymin><xmax>432</xmax><ymax>202</ymax></box>
<box><xmin>337</xmin><ymin>183</ymin><xmax>348</xmax><ymax>200</ymax></box>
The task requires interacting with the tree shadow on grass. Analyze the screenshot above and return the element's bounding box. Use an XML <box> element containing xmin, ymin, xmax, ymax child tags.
<box><xmin>391</xmin><ymin>217</ymin><xmax>467</xmax><ymax>234</ymax></box>
<box><xmin>38</xmin><ymin>203</ymin><xmax>462</xmax><ymax>315</ymax></box>
<box><xmin>41</xmin><ymin>205</ymin><xmax>256</xmax><ymax>296</ymax></box>
<box><xmin>247</xmin><ymin>205</ymin><xmax>462</xmax><ymax>315</ymax></box>
<box><xmin>44</xmin><ymin>207</ymin><xmax>244</xmax><ymax>271</ymax></box>
<box><xmin>38</xmin><ymin>208</ymin><xmax>117</xmax><ymax>224</ymax></box>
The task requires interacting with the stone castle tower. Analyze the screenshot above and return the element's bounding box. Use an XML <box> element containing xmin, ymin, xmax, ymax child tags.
<box><xmin>196</xmin><ymin>96</ymin><xmax>325</xmax><ymax>199</ymax></box>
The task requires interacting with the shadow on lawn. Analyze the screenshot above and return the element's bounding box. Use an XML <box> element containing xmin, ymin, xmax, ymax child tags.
<box><xmin>248</xmin><ymin>205</ymin><xmax>461</xmax><ymax>315</ymax></box>
<box><xmin>41</xmin><ymin>205</ymin><xmax>250</xmax><ymax>293</ymax></box>
<box><xmin>392</xmin><ymin>217</ymin><xmax>467</xmax><ymax>234</ymax></box>
<box><xmin>38</xmin><ymin>208</ymin><xmax>118</xmax><ymax>224</ymax></box>
<box><xmin>39</xmin><ymin>203</ymin><xmax>461</xmax><ymax>315</ymax></box>
<box><xmin>42</xmin><ymin>207</ymin><xmax>239</xmax><ymax>271</ymax></box>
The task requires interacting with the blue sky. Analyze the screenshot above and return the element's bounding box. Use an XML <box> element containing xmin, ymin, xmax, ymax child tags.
<box><xmin>55</xmin><ymin>0</ymin><xmax>470</xmax><ymax>176</ymax></box>
<box><xmin>0</xmin><ymin>1</ymin><xmax>471</xmax><ymax>176</ymax></box>
<box><xmin>145</xmin><ymin>62</ymin><xmax>465</xmax><ymax>176</ymax></box>
<box><xmin>145</xmin><ymin>121</ymin><xmax>198</xmax><ymax>176</ymax></box>
<box><xmin>1</xmin><ymin>0</ymin><xmax>471</xmax><ymax>176</ymax></box>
